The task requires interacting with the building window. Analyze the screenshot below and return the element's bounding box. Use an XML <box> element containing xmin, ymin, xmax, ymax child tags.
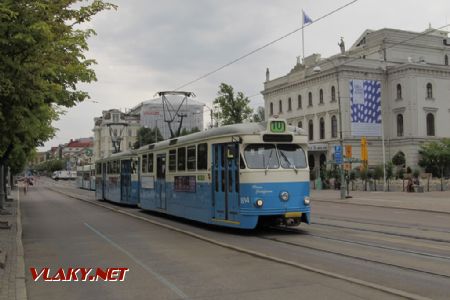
<box><xmin>279</xmin><ymin>100</ymin><xmax>283</xmax><ymax>113</ymax></box>
<box><xmin>426</xmin><ymin>83</ymin><xmax>433</xmax><ymax>99</ymax></box>
<box><xmin>445</xmin><ymin>54</ymin><xmax>448</xmax><ymax>66</ymax></box>
<box><xmin>308</xmin><ymin>120</ymin><xmax>314</xmax><ymax>141</ymax></box>
<box><xmin>426</xmin><ymin>113</ymin><xmax>435</xmax><ymax>136</ymax></box>
<box><xmin>319</xmin><ymin>117</ymin><xmax>325</xmax><ymax>139</ymax></box>
<box><xmin>112</xmin><ymin>113</ymin><xmax>120</xmax><ymax>123</ymax></box>
<box><xmin>331</xmin><ymin>115</ymin><xmax>337</xmax><ymax>138</ymax></box>
<box><xmin>331</xmin><ymin>86</ymin><xmax>336</xmax><ymax>102</ymax></box>
<box><xmin>269</xmin><ymin>102</ymin><xmax>273</xmax><ymax>116</ymax></box>
<box><xmin>288</xmin><ymin>97</ymin><xmax>292</xmax><ymax>111</ymax></box>
<box><xmin>297</xmin><ymin>95</ymin><xmax>302</xmax><ymax>109</ymax></box>
<box><xmin>397</xmin><ymin>114</ymin><xmax>403</xmax><ymax>137</ymax></box>
<box><xmin>298</xmin><ymin>121</ymin><xmax>303</xmax><ymax>128</ymax></box>
<box><xmin>396</xmin><ymin>84</ymin><xmax>402</xmax><ymax>100</ymax></box>
<box><xmin>319</xmin><ymin>89</ymin><xmax>324</xmax><ymax>104</ymax></box>
<box><xmin>308</xmin><ymin>92</ymin><xmax>313</xmax><ymax>107</ymax></box>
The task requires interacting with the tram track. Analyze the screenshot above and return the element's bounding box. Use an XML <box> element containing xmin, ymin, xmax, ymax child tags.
<box><xmin>312</xmin><ymin>199</ymin><xmax>450</xmax><ymax>216</ymax></box>
<box><xmin>46</xmin><ymin>184</ymin><xmax>431</xmax><ymax>300</ymax></box>
<box><xmin>312</xmin><ymin>222</ymin><xmax>450</xmax><ymax>244</ymax></box>
<box><xmin>260</xmin><ymin>226</ymin><xmax>450</xmax><ymax>280</ymax></box>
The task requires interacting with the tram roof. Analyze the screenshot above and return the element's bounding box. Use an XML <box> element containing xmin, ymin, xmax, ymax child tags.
<box><xmin>136</xmin><ymin>121</ymin><xmax>306</xmax><ymax>153</ymax></box>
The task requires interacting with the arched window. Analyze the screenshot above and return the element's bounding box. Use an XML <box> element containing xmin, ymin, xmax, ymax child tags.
<box><xmin>331</xmin><ymin>86</ymin><xmax>336</xmax><ymax>102</ymax></box>
<box><xmin>396</xmin><ymin>84</ymin><xmax>402</xmax><ymax>100</ymax></box>
<box><xmin>445</xmin><ymin>54</ymin><xmax>448</xmax><ymax>66</ymax></box>
<box><xmin>297</xmin><ymin>95</ymin><xmax>302</xmax><ymax>109</ymax></box>
<box><xmin>426</xmin><ymin>83</ymin><xmax>433</xmax><ymax>99</ymax></box>
<box><xmin>319</xmin><ymin>89</ymin><xmax>324</xmax><ymax>104</ymax></box>
<box><xmin>298</xmin><ymin>121</ymin><xmax>303</xmax><ymax>128</ymax></box>
<box><xmin>397</xmin><ymin>114</ymin><xmax>403</xmax><ymax>137</ymax></box>
<box><xmin>308</xmin><ymin>92</ymin><xmax>313</xmax><ymax>106</ymax></box>
<box><xmin>308</xmin><ymin>120</ymin><xmax>314</xmax><ymax>141</ymax></box>
<box><xmin>279</xmin><ymin>100</ymin><xmax>283</xmax><ymax>113</ymax></box>
<box><xmin>426</xmin><ymin>113</ymin><xmax>435</xmax><ymax>136</ymax></box>
<box><xmin>319</xmin><ymin>117</ymin><xmax>325</xmax><ymax>139</ymax></box>
<box><xmin>288</xmin><ymin>97</ymin><xmax>292</xmax><ymax>111</ymax></box>
<box><xmin>269</xmin><ymin>103</ymin><xmax>273</xmax><ymax>116</ymax></box>
<box><xmin>331</xmin><ymin>115</ymin><xmax>337</xmax><ymax>138</ymax></box>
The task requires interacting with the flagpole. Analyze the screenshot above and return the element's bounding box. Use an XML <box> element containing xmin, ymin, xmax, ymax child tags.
<box><xmin>302</xmin><ymin>10</ymin><xmax>305</xmax><ymax>60</ymax></box>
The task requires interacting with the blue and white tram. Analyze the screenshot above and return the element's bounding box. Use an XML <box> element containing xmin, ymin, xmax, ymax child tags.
<box><xmin>95</xmin><ymin>151</ymin><xmax>139</xmax><ymax>205</ymax></box>
<box><xmin>136</xmin><ymin>118</ymin><xmax>310</xmax><ymax>229</ymax></box>
<box><xmin>76</xmin><ymin>164</ymin><xmax>96</xmax><ymax>191</ymax></box>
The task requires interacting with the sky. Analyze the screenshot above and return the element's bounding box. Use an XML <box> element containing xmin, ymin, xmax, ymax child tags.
<box><xmin>39</xmin><ymin>0</ymin><xmax>450</xmax><ymax>150</ymax></box>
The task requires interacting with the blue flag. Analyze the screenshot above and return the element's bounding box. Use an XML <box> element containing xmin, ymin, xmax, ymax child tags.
<box><xmin>302</xmin><ymin>10</ymin><xmax>313</xmax><ymax>25</ymax></box>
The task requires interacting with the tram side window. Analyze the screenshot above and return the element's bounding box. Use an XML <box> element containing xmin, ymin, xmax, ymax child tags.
<box><xmin>169</xmin><ymin>150</ymin><xmax>177</xmax><ymax>172</ymax></box>
<box><xmin>142</xmin><ymin>154</ymin><xmax>148</xmax><ymax>173</ymax></box>
<box><xmin>187</xmin><ymin>146</ymin><xmax>196</xmax><ymax>171</ymax></box>
<box><xmin>197</xmin><ymin>143</ymin><xmax>208</xmax><ymax>170</ymax></box>
<box><xmin>148</xmin><ymin>153</ymin><xmax>154</xmax><ymax>173</ymax></box>
<box><xmin>96</xmin><ymin>163</ymin><xmax>101</xmax><ymax>174</ymax></box>
<box><xmin>177</xmin><ymin>147</ymin><xmax>186</xmax><ymax>171</ymax></box>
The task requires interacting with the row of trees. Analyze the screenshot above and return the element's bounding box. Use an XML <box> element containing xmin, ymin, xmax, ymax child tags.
<box><xmin>0</xmin><ymin>1</ymin><xmax>115</xmax><ymax>209</ymax></box>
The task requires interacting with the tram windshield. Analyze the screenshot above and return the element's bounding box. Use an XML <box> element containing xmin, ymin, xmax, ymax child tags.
<box><xmin>244</xmin><ymin>144</ymin><xmax>307</xmax><ymax>169</ymax></box>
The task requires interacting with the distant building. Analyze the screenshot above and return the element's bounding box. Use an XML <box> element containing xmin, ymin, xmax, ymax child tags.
<box><xmin>62</xmin><ymin>137</ymin><xmax>94</xmax><ymax>170</ymax></box>
<box><xmin>262</xmin><ymin>26</ymin><xmax>450</xmax><ymax>171</ymax></box>
<box><xmin>93</xmin><ymin>109</ymin><xmax>140</xmax><ymax>161</ymax></box>
<box><xmin>130</xmin><ymin>95</ymin><xmax>204</xmax><ymax>140</ymax></box>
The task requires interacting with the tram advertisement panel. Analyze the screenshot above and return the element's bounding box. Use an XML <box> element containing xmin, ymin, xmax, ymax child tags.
<box><xmin>174</xmin><ymin>176</ymin><xmax>196</xmax><ymax>192</ymax></box>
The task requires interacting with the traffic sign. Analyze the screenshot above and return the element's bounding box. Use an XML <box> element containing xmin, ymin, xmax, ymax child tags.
<box><xmin>334</xmin><ymin>145</ymin><xmax>343</xmax><ymax>164</ymax></box>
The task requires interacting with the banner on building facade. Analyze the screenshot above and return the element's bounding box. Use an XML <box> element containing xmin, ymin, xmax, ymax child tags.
<box><xmin>349</xmin><ymin>80</ymin><xmax>382</xmax><ymax>136</ymax></box>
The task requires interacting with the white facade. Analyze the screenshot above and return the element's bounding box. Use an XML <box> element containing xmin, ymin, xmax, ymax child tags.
<box><xmin>131</xmin><ymin>96</ymin><xmax>204</xmax><ymax>140</ymax></box>
<box><xmin>93</xmin><ymin>109</ymin><xmax>140</xmax><ymax>161</ymax></box>
<box><xmin>262</xmin><ymin>27</ymin><xmax>450</xmax><ymax>170</ymax></box>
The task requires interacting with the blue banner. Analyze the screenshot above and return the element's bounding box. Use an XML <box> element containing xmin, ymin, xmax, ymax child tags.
<box><xmin>349</xmin><ymin>80</ymin><xmax>382</xmax><ymax>137</ymax></box>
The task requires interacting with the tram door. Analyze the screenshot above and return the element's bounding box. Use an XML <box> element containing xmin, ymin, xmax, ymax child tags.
<box><xmin>121</xmin><ymin>160</ymin><xmax>131</xmax><ymax>203</ymax></box>
<box><xmin>212</xmin><ymin>143</ymin><xmax>240</xmax><ymax>221</ymax></box>
<box><xmin>102</xmin><ymin>163</ymin><xmax>106</xmax><ymax>199</ymax></box>
<box><xmin>156</xmin><ymin>154</ymin><xmax>167</xmax><ymax>210</ymax></box>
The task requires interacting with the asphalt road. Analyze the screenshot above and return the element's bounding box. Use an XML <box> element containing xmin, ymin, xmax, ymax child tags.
<box><xmin>21</xmin><ymin>185</ymin><xmax>402</xmax><ymax>300</ymax></box>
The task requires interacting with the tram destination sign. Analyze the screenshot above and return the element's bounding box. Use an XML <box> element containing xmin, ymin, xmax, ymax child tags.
<box><xmin>269</xmin><ymin>120</ymin><xmax>286</xmax><ymax>133</ymax></box>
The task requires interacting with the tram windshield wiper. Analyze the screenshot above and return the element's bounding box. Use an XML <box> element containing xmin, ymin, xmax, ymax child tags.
<box><xmin>265</xmin><ymin>149</ymin><xmax>275</xmax><ymax>175</ymax></box>
<box><xmin>279</xmin><ymin>150</ymin><xmax>298</xmax><ymax>174</ymax></box>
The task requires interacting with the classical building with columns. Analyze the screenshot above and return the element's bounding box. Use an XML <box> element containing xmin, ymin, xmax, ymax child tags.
<box><xmin>262</xmin><ymin>26</ymin><xmax>450</xmax><ymax>172</ymax></box>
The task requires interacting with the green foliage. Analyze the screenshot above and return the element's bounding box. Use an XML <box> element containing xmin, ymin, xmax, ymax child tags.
<box><xmin>134</xmin><ymin>127</ymin><xmax>163</xmax><ymax>149</ymax></box>
<box><xmin>385</xmin><ymin>162</ymin><xmax>394</xmax><ymax>180</ymax></box>
<box><xmin>0</xmin><ymin>0</ymin><xmax>116</xmax><ymax>169</ymax></box>
<box><xmin>413</xmin><ymin>169</ymin><xmax>420</xmax><ymax>178</ymax></box>
<box><xmin>392</xmin><ymin>151</ymin><xmax>406</xmax><ymax>167</ymax></box>
<box><xmin>373</xmin><ymin>165</ymin><xmax>384</xmax><ymax>180</ymax></box>
<box><xmin>251</xmin><ymin>106</ymin><xmax>265</xmax><ymax>123</ymax></box>
<box><xmin>213</xmin><ymin>83</ymin><xmax>253</xmax><ymax>126</ymax></box>
<box><xmin>32</xmin><ymin>159</ymin><xmax>66</xmax><ymax>175</ymax></box>
<box><xmin>397</xmin><ymin>168</ymin><xmax>404</xmax><ymax>180</ymax></box>
<box><xmin>418</xmin><ymin>139</ymin><xmax>450</xmax><ymax>178</ymax></box>
<box><xmin>179</xmin><ymin>127</ymin><xmax>201</xmax><ymax>137</ymax></box>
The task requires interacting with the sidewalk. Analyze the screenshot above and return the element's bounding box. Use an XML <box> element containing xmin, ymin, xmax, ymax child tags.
<box><xmin>311</xmin><ymin>189</ymin><xmax>450</xmax><ymax>214</ymax></box>
<box><xmin>0</xmin><ymin>188</ymin><xmax>27</xmax><ymax>300</ymax></box>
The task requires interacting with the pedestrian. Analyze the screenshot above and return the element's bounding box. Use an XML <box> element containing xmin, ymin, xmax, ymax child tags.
<box><xmin>406</xmin><ymin>177</ymin><xmax>414</xmax><ymax>192</ymax></box>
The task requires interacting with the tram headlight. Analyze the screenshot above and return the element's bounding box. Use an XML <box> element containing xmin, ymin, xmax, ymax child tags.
<box><xmin>280</xmin><ymin>191</ymin><xmax>289</xmax><ymax>201</ymax></box>
<box><xmin>304</xmin><ymin>196</ymin><xmax>311</xmax><ymax>205</ymax></box>
<box><xmin>255</xmin><ymin>199</ymin><xmax>264</xmax><ymax>208</ymax></box>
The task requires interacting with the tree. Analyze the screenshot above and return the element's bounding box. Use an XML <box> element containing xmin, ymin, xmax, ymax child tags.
<box><xmin>373</xmin><ymin>165</ymin><xmax>384</xmax><ymax>191</ymax></box>
<box><xmin>385</xmin><ymin>162</ymin><xmax>394</xmax><ymax>191</ymax></box>
<box><xmin>213</xmin><ymin>83</ymin><xmax>253</xmax><ymax>126</ymax></box>
<box><xmin>251</xmin><ymin>106</ymin><xmax>265</xmax><ymax>123</ymax></box>
<box><xmin>0</xmin><ymin>0</ymin><xmax>116</xmax><ymax>208</ymax></box>
<box><xmin>133</xmin><ymin>127</ymin><xmax>163</xmax><ymax>149</ymax></box>
<box><xmin>418</xmin><ymin>139</ymin><xmax>450</xmax><ymax>191</ymax></box>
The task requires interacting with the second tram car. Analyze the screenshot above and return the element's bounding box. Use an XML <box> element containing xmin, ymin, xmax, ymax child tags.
<box><xmin>76</xmin><ymin>164</ymin><xmax>96</xmax><ymax>191</ymax></box>
<box><xmin>95</xmin><ymin>119</ymin><xmax>310</xmax><ymax>229</ymax></box>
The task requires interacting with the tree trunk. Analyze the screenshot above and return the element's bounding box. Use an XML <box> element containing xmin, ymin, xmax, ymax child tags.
<box><xmin>441</xmin><ymin>167</ymin><xmax>444</xmax><ymax>192</ymax></box>
<box><xmin>0</xmin><ymin>143</ymin><xmax>14</xmax><ymax>210</ymax></box>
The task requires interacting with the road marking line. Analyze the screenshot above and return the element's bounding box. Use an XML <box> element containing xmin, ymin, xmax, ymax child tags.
<box><xmin>83</xmin><ymin>222</ymin><xmax>187</xmax><ymax>299</ymax></box>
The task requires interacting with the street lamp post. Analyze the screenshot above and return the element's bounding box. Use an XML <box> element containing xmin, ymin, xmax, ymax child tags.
<box><xmin>336</xmin><ymin>70</ymin><xmax>347</xmax><ymax>199</ymax></box>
